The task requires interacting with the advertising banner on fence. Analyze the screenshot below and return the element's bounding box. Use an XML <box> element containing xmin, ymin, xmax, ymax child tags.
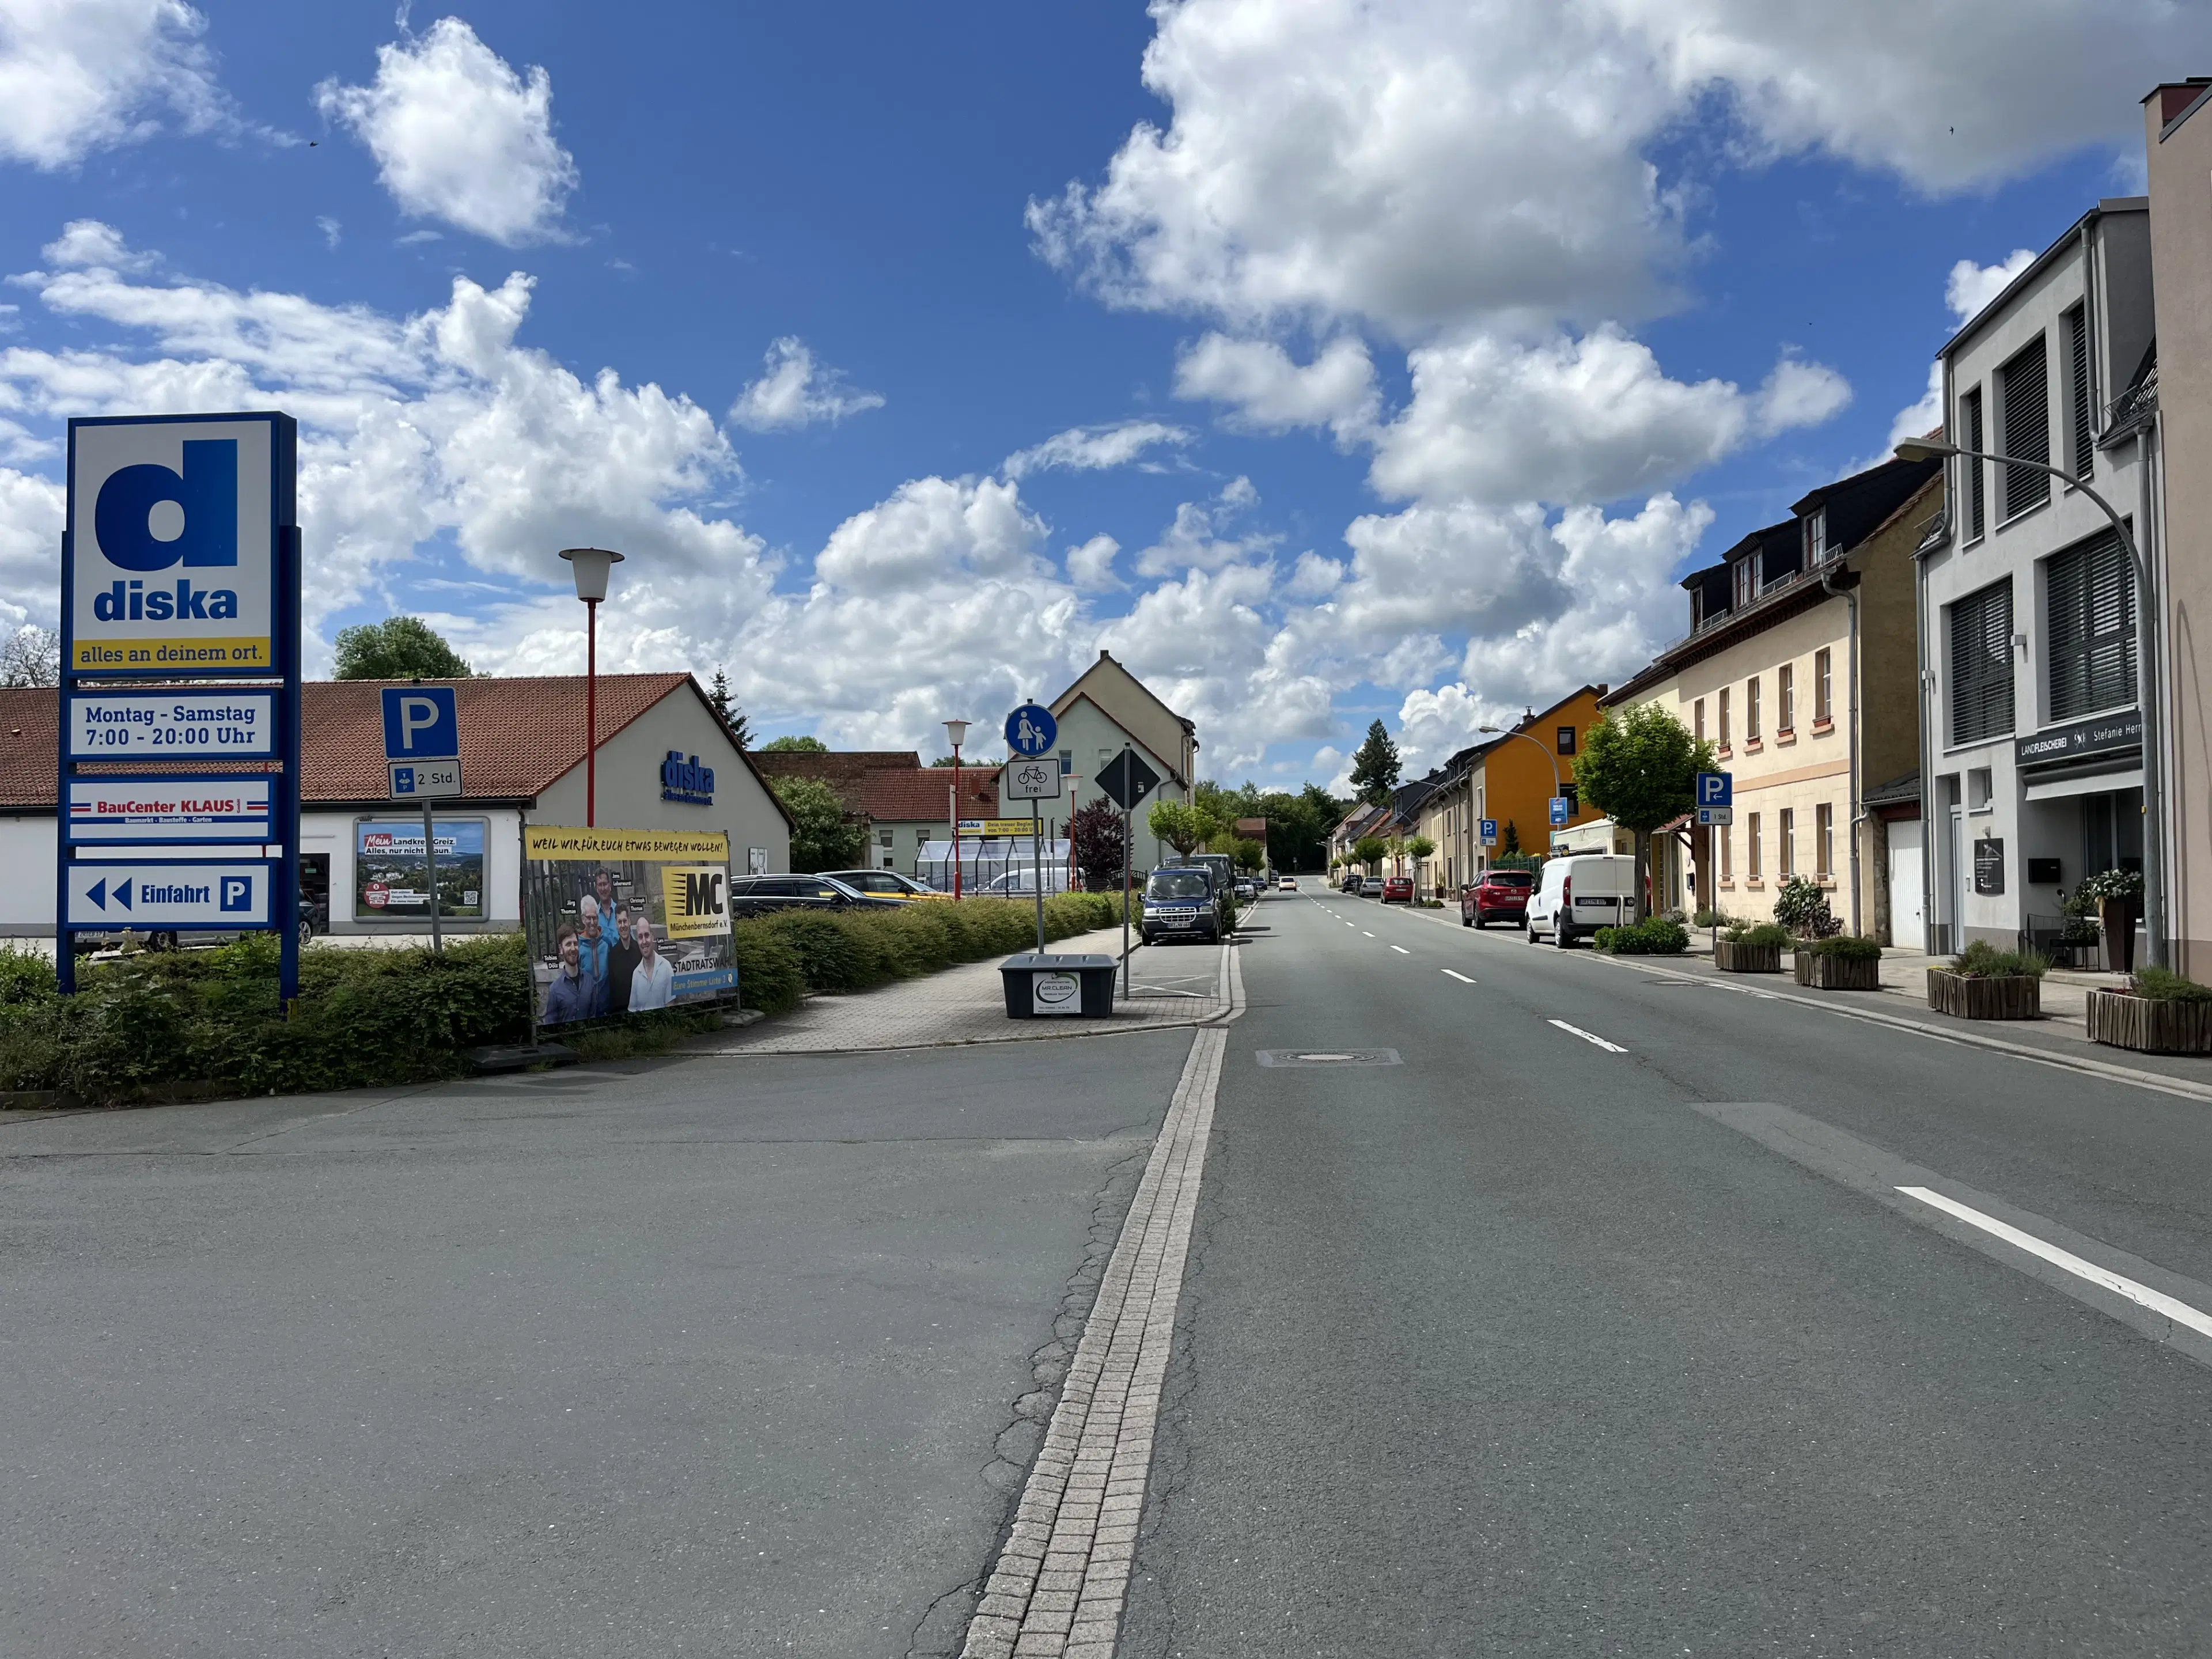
<box><xmin>354</xmin><ymin>818</ymin><xmax>486</xmax><ymax>921</ymax></box>
<box><xmin>522</xmin><ymin>826</ymin><xmax>736</xmax><ymax>1027</ymax></box>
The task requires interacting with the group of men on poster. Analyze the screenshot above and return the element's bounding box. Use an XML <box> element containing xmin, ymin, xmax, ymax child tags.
<box><xmin>541</xmin><ymin>868</ymin><xmax>676</xmax><ymax>1023</ymax></box>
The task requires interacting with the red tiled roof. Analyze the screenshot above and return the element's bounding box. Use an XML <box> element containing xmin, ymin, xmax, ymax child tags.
<box><xmin>842</xmin><ymin>767</ymin><xmax>997</xmax><ymax>823</ymax></box>
<box><xmin>0</xmin><ymin>673</ymin><xmax>768</xmax><ymax>809</ymax></box>
<box><xmin>748</xmin><ymin>749</ymin><xmax>921</xmax><ymax>782</ymax></box>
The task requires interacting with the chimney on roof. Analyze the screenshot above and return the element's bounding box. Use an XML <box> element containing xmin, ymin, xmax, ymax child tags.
<box><xmin>2149</xmin><ymin>78</ymin><xmax>2212</xmax><ymax>125</ymax></box>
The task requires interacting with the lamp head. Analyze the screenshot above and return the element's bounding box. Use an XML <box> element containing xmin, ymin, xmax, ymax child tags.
<box><xmin>942</xmin><ymin>718</ymin><xmax>971</xmax><ymax>749</ymax></box>
<box><xmin>1892</xmin><ymin>438</ymin><xmax>1955</xmax><ymax>464</ymax></box>
<box><xmin>1478</xmin><ymin>725</ymin><xmax>1500</xmax><ymax>733</ymax></box>
<box><xmin>559</xmin><ymin>546</ymin><xmax>625</xmax><ymax>603</ymax></box>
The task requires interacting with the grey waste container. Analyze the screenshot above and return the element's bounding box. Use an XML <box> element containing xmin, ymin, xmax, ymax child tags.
<box><xmin>1001</xmin><ymin>953</ymin><xmax>1116</xmax><ymax>1018</ymax></box>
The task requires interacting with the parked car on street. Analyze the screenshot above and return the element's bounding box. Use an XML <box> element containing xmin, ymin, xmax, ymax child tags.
<box><xmin>1359</xmin><ymin>874</ymin><xmax>1386</xmax><ymax>897</ymax></box>
<box><xmin>1525</xmin><ymin>854</ymin><xmax>1635</xmax><ymax>948</ymax></box>
<box><xmin>727</xmin><ymin>874</ymin><xmax>908</xmax><ymax>919</ymax></box>
<box><xmin>816</xmin><ymin>869</ymin><xmax>947</xmax><ymax>900</ymax></box>
<box><xmin>1381</xmin><ymin>875</ymin><xmax>1414</xmax><ymax>904</ymax></box>
<box><xmin>1460</xmin><ymin>868</ymin><xmax>1535</xmax><ymax>929</ymax></box>
<box><xmin>1340</xmin><ymin>872</ymin><xmax>1362</xmax><ymax>893</ymax></box>
<box><xmin>1140</xmin><ymin>866</ymin><xmax>1221</xmax><ymax>945</ymax></box>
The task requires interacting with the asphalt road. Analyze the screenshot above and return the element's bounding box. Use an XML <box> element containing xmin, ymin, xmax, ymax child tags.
<box><xmin>0</xmin><ymin>1032</ymin><xmax>1196</xmax><ymax>1659</ymax></box>
<box><xmin>1118</xmin><ymin>885</ymin><xmax>2212</xmax><ymax>1657</ymax></box>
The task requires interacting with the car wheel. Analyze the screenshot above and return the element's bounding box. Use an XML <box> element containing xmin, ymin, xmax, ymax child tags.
<box><xmin>1556</xmin><ymin>921</ymin><xmax>1575</xmax><ymax>949</ymax></box>
<box><xmin>1461</xmin><ymin>911</ymin><xmax>1473</xmax><ymax>928</ymax></box>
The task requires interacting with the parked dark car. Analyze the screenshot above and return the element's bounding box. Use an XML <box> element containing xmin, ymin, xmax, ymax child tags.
<box><xmin>726</xmin><ymin>873</ymin><xmax>908</xmax><ymax>919</ymax></box>
<box><xmin>1381</xmin><ymin>875</ymin><xmax>1414</xmax><ymax>904</ymax></box>
<box><xmin>1461</xmin><ymin>868</ymin><xmax>1535</xmax><ymax>929</ymax></box>
<box><xmin>1140</xmin><ymin>866</ymin><xmax>1221</xmax><ymax>945</ymax></box>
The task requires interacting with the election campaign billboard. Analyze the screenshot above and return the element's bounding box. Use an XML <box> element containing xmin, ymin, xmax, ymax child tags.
<box><xmin>521</xmin><ymin>827</ymin><xmax>736</xmax><ymax>1027</ymax></box>
<box><xmin>353</xmin><ymin>817</ymin><xmax>487</xmax><ymax>921</ymax></box>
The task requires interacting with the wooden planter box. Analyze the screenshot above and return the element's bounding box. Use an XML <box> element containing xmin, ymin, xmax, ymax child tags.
<box><xmin>1926</xmin><ymin>968</ymin><xmax>2040</xmax><ymax>1020</ymax></box>
<box><xmin>1795</xmin><ymin>948</ymin><xmax>1881</xmax><ymax>990</ymax></box>
<box><xmin>2085</xmin><ymin>989</ymin><xmax>2212</xmax><ymax>1054</ymax></box>
<box><xmin>1714</xmin><ymin>938</ymin><xmax>1782</xmax><ymax>973</ymax></box>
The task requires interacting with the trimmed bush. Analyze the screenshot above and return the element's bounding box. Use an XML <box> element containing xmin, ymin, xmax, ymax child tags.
<box><xmin>1594</xmin><ymin>917</ymin><xmax>1689</xmax><ymax>955</ymax></box>
<box><xmin>1952</xmin><ymin>940</ymin><xmax>2047</xmax><ymax>980</ymax></box>
<box><xmin>2130</xmin><ymin>965</ymin><xmax>2212</xmax><ymax>1003</ymax></box>
<box><xmin>1726</xmin><ymin>922</ymin><xmax>1791</xmax><ymax>948</ymax></box>
<box><xmin>1805</xmin><ymin>933</ymin><xmax>1882</xmax><ymax>961</ymax></box>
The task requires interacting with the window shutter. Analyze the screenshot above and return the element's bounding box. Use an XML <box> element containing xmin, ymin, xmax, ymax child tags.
<box><xmin>2046</xmin><ymin>531</ymin><xmax>2134</xmax><ymax>721</ymax></box>
<box><xmin>1949</xmin><ymin>579</ymin><xmax>2014</xmax><ymax>745</ymax></box>
<box><xmin>2066</xmin><ymin>305</ymin><xmax>2093</xmax><ymax>480</ymax></box>
<box><xmin>1999</xmin><ymin>339</ymin><xmax>2051</xmax><ymax>520</ymax></box>
<box><xmin>1963</xmin><ymin>388</ymin><xmax>1986</xmax><ymax>540</ymax></box>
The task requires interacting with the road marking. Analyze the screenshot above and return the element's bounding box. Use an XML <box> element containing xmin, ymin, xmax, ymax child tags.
<box><xmin>961</xmin><ymin>1027</ymin><xmax>1227</xmax><ymax>1656</ymax></box>
<box><xmin>1389</xmin><ymin>944</ymin><xmax>1410</xmax><ymax>954</ymax></box>
<box><xmin>1441</xmin><ymin>968</ymin><xmax>1476</xmax><ymax>984</ymax></box>
<box><xmin>1361</xmin><ymin>930</ymin><xmax>1374</xmax><ymax>937</ymax></box>
<box><xmin>1896</xmin><ymin>1186</ymin><xmax>2212</xmax><ymax>1341</ymax></box>
<box><xmin>1548</xmin><ymin>1018</ymin><xmax>1626</xmax><ymax>1052</ymax></box>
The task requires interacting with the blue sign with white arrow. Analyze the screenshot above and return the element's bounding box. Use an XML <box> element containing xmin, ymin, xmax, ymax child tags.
<box><xmin>1005</xmin><ymin>702</ymin><xmax>1058</xmax><ymax>757</ymax></box>
<box><xmin>382</xmin><ymin>685</ymin><xmax>460</xmax><ymax>760</ymax></box>
<box><xmin>66</xmin><ymin>861</ymin><xmax>274</xmax><ymax>927</ymax></box>
<box><xmin>1696</xmin><ymin>771</ymin><xmax>1732</xmax><ymax>807</ymax></box>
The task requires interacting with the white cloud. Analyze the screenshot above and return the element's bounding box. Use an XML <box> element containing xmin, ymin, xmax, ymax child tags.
<box><xmin>0</xmin><ymin>0</ymin><xmax>232</xmax><ymax>169</ymax></box>
<box><xmin>728</xmin><ymin>336</ymin><xmax>884</xmax><ymax>431</ymax></box>
<box><xmin>1065</xmin><ymin>532</ymin><xmax>1121</xmax><ymax>590</ymax></box>
<box><xmin>1002</xmin><ymin>418</ymin><xmax>1189</xmax><ymax>478</ymax></box>
<box><xmin>317</xmin><ymin>216</ymin><xmax>342</xmax><ymax>250</ymax></box>
<box><xmin>316</xmin><ymin>17</ymin><xmax>577</xmax><ymax>246</ymax></box>
<box><xmin>1285</xmin><ymin>550</ymin><xmax>1342</xmax><ymax>599</ymax></box>
<box><xmin>1133</xmin><ymin>475</ymin><xmax>1277</xmax><ymax>577</ymax></box>
<box><xmin>1035</xmin><ymin>0</ymin><xmax>2186</xmax><ymax>338</ymax></box>
<box><xmin>1366</xmin><ymin>327</ymin><xmax>1846</xmax><ymax>507</ymax></box>
<box><xmin>42</xmin><ymin>219</ymin><xmax>154</xmax><ymax>271</ymax></box>
<box><xmin>1945</xmin><ymin>248</ymin><xmax>2038</xmax><ymax>325</ymax></box>
<box><xmin>1392</xmin><ymin>683</ymin><xmax>1518</xmax><ymax>779</ymax></box>
<box><xmin>813</xmin><ymin>475</ymin><xmax>1043</xmax><ymax>591</ymax></box>
<box><xmin>0</xmin><ymin>224</ymin><xmax>767</xmax><ymax>670</ymax></box>
<box><xmin>1173</xmin><ymin>334</ymin><xmax>1377</xmax><ymax>442</ymax></box>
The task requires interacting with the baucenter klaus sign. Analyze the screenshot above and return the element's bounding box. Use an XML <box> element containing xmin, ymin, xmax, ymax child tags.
<box><xmin>67</xmin><ymin>416</ymin><xmax>283</xmax><ymax>674</ymax></box>
<box><xmin>59</xmin><ymin>412</ymin><xmax>302</xmax><ymax>996</ymax></box>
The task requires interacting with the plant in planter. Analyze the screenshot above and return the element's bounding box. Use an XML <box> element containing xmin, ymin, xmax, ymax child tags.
<box><xmin>1593</xmin><ymin>916</ymin><xmax>1689</xmax><ymax>955</ymax></box>
<box><xmin>1794</xmin><ymin>932</ymin><xmax>1881</xmax><ymax>990</ymax></box>
<box><xmin>2086</xmin><ymin>964</ymin><xmax>2212</xmax><ymax>1053</ymax></box>
<box><xmin>2078</xmin><ymin>867</ymin><xmax>2144</xmax><ymax>974</ymax></box>
<box><xmin>1927</xmin><ymin>940</ymin><xmax>2047</xmax><ymax>1020</ymax></box>
<box><xmin>1772</xmin><ymin>876</ymin><xmax>1842</xmax><ymax>940</ymax></box>
<box><xmin>1715</xmin><ymin>920</ymin><xmax>1789</xmax><ymax>972</ymax></box>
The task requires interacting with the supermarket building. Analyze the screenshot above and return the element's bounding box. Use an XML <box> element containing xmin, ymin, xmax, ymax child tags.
<box><xmin>0</xmin><ymin>673</ymin><xmax>791</xmax><ymax>939</ymax></box>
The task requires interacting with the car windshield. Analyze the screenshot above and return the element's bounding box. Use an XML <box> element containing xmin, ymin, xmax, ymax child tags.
<box><xmin>1147</xmin><ymin>871</ymin><xmax>1211</xmax><ymax>900</ymax></box>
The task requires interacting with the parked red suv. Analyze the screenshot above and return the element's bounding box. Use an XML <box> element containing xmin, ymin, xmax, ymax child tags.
<box><xmin>1461</xmin><ymin>868</ymin><xmax>1535</xmax><ymax>929</ymax></box>
<box><xmin>1381</xmin><ymin>875</ymin><xmax>1415</xmax><ymax>903</ymax></box>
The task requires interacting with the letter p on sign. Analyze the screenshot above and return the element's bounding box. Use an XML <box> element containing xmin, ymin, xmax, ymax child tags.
<box><xmin>380</xmin><ymin>685</ymin><xmax>459</xmax><ymax>761</ymax></box>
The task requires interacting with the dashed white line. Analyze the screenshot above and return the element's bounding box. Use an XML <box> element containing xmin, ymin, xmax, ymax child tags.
<box><xmin>1548</xmin><ymin>1018</ymin><xmax>1626</xmax><ymax>1053</ymax></box>
<box><xmin>1897</xmin><ymin>1186</ymin><xmax>2212</xmax><ymax>1341</ymax></box>
<box><xmin>1389</xmin><ymin>944</ymin><xmax>1410</xmax><ymax>954</ymax></box>
<box><xmin>1361</xmin><ymin>930</ymin><xmax>1375</xmax><ymax>937</ymax></box>
<box><xmin>1441</xmin><ymin>968</ymin><xmax>1476</xmax><ymax>984</ymax></box>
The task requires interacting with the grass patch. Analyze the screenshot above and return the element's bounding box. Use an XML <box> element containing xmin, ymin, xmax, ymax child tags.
<box><xmin>2130</xmin><ymin>965</ymin><xmax>2212</xmax><ymax>1003</ymax></box>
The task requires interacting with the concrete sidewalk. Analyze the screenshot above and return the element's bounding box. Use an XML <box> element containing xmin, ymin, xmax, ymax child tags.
<box><xmin>707</xmin><ymin>926</ymin><xmax>1240</xmax><ymax>1055</ymax></box>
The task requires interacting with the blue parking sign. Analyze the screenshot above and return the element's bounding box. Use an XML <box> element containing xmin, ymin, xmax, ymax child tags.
<box><xmin>381</xmin><ymin>685</ymin><xmax>459</xmax><ymax>760</ymax></box>
<box><xmin>1479</xmin><ymin>817</ymin><xmax>1497</xmax><ymax>846</ymax></box>
<box><xmin>1696</xmin><ymin>771</ymin><xmax>1732</xmax><ymax>808</ymax></box>
<box><xmin>1549</xmin><ymin>796</ymin><xmax>1570</xmax><ymax>827</ymax></box>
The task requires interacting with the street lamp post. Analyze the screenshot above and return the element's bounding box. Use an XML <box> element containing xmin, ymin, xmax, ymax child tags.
<box><xmin>1478</xmin><ymin>722</ymin><xmax>1565</xmax><ymax>834</ymax></box>
<box><xmin>559</xmin><ymin>547</ymin><xmax>625</xmax><ymax>829</ymax></box>
<box><xmin>1893</xmin><ymin>438</ymin><xmax>2166</xmax><ymax>969</ymax></box>
<box><xmin>943</xmin><ymin>718</ymin><xmax>970</xmax><ymax>900</ymax></box>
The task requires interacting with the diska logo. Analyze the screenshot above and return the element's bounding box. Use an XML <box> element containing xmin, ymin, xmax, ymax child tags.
<box><xmin>90</xmin><ymin>438</ymin><xmax>240</xmax><ymax>623</ymax></box>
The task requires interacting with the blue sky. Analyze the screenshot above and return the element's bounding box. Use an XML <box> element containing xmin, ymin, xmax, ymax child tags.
<box><xmin>0</xmin><ymin>1</ymin><xmax>2200</xmax><ymax>787</ymax></box>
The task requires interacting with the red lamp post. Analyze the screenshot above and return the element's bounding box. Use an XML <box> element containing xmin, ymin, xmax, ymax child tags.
<box><xmin>944</xmin><ymin>718</ymin><xmax>970</xmax><ymax>899</ymax></box>
<box><xmin>559</xmin><ymin>547</ymin><xmax>624</xmax><ymax>827</ymax></box>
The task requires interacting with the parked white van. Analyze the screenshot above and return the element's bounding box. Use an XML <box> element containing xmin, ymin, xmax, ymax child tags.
<box><xmin>1526</xmin><ymin>854</ymin><xmax>1637</xmax><ymax>948</ymax></box>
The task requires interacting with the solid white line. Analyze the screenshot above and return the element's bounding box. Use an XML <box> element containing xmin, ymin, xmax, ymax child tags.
<box><xmin>1389</xmin><ymin>944</ymin><xmax>1410</xmax><ymax>954</ymax></box>
<box><xmin>1441</xmin><ymin>968</ymin><xmax>1476</xmax><ymax>984</ymax></box>
<box><xmin>1896</xmin><ymin>1186</ymin><xmax>2212</xmax><ymax>1341</ymax></box>
<box><xmin>1548</xmin><ymin>1018</ymin><xmax>1626</xmax><ymax>1053</ymax></box>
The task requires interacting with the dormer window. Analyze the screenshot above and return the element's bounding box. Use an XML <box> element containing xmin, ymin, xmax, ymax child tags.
<box><xmin>1733</xmin><ymin>557</ymin><xmax>1755</xmax><ymax>608</ymax></box>
<box><xmin>1806</xmin><ymin>507</ymin><xmax>1830</xmax><ymax>564</ymax></box>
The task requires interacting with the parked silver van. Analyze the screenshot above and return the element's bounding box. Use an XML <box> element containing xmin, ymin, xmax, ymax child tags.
<box><xmin>1525</xmin><ymin>854</ymin><xmax>1636</xmax><ymax>948</ymax></box>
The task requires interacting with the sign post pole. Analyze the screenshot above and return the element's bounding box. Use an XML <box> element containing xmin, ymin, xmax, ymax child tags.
<box><xmin>1121</xmin><ymin>801</ymin><xmax>1131</xmax><ymax>1002</ymax></box>
<box><xmin>424</xmin><ymin>800</ymin><xmax>441</xmax><ymax>956</ymax></box>
<box><xmin>1031</xmin><ymin>797</ymin><xmax>1045</xmax><ymax>954</ymax></box>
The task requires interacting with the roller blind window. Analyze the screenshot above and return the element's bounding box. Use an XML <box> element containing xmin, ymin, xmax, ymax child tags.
<box><xmin>1962</xmin><ymin>387</ymin><xmax>1986</xmax><ymax>541</ymax></box>
<box><xmin>1949</xmin><ymin>579</ymin><xmax>2014</xmax><ymax>745</ymax></box>
<box><xmin>2065</xmin><ymin>305</ymin><xmax>2093</xmax><ymax>482</ymax></box>
<box><xmin>2046</xmin><ymin>531</ymin><xmax>2134</xmax><ymax>721</ymax></box>
<box><xmin>1999</xmin><ymin>338</ymin><xmax>2051</xmax><ymax>521</ymax></box>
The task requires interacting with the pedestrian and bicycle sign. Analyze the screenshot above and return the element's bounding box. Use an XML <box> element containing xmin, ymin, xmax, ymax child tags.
<box><xmin>1005</xmin><ymin>702</ymin><xmax>1057</xmax><ymax>757</ymax></box>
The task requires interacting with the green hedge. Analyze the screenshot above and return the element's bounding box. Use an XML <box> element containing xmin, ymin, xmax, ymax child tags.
<box><xmin>1805</xmin><ymin>933</ymin><xmax>1882</xmax><ymax>962</ymax></box>
<box><xmin>1593</xmin><ymin>917</ymin><xmax>1688</xmax><ymax>955</ymax></box>
<box><xmin>2131</xmin><ymin>965</ymin><xmax>2212</xmax><ymax>1003</ymax></box>
<box><xmin>0</xmin><ymin>892</ymin><xmax>1142</xmax><ymax>1107</ymax></box>
<box><xmin>1952</xmin><ymin>940</ymin><xmax>2048</xmax><ymax>980</ymax></box>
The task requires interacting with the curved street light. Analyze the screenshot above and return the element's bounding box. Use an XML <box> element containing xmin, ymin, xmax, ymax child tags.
<box><xmin>1893</xmin><ymin>437</ymin><xmax>2164</xmax><ymax>968</ymax></box>
<box><xmin>1477</xmin><ymin>722</ymin><xmax>1565</xmax><ymax>837</ymax></box>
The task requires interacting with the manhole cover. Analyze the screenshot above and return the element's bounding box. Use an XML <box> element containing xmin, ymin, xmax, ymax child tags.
<box><xmin>1255</xmin><ymin>1048</ymin><xmax>1402</xmax><ymax>1067</ymax></box>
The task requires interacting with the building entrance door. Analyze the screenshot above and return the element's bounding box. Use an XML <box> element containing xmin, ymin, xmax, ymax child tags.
<box><xmin>1888</xmin><ymin>819</ymin><xmax>1925</xmax><ymax>951</ymax></box>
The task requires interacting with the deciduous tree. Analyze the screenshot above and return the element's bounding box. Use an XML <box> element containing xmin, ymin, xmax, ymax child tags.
<box><xmin>1574</xmin><ymin>703</ymin><xmax>1717</xmax><ymax>921</ymax></box>
<box><xmin>772</xmin><ymin>777</ymin><xmax>868</xmax><ymax>872</ymax></box>
<box><xmin>334</xmin><ymin>616</ymin><xmax>474</xmax><ymax>680</ymax></box>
